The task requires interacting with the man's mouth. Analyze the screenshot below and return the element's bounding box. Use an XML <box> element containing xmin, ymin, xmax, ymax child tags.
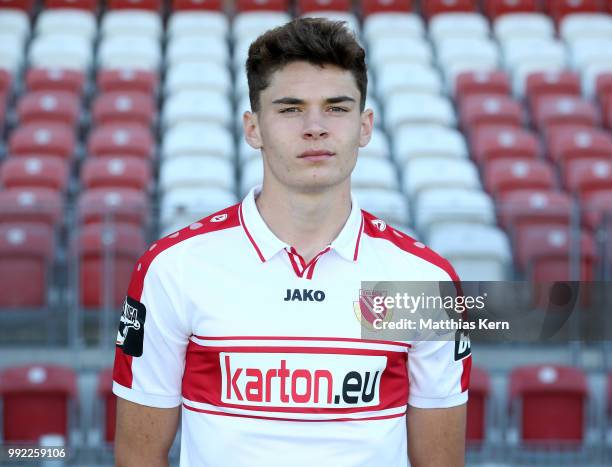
<box><xmin>298</xmin><ymin>150</ymin><xmax>335</xmax><ymax>161</ymax></box>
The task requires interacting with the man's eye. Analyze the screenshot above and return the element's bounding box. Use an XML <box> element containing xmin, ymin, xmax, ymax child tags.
<box><xmin>279</xmin><ymin>107</ymin><xmax>300</xmax><ymax>113</ymax></box>
<box><xmin>329</xmin><ymin>106</ymin><xmax>348</xmax><ymax>112</ymax></box>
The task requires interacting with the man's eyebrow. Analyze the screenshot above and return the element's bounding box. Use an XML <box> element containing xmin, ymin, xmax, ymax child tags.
<box><xmin>271</xmin><ymin>96</ymin><xmax>357</xmax><ymax>105</ymax></box>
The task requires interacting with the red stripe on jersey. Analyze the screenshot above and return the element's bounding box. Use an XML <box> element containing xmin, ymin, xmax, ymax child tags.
<box><xmin>461</xmin><ymin>355</ymin><xmax>472</xmax><ymax>392</ymax></box>
<box><xmin>305</xmin><ymin>247</ymin><xmax>330</xmax><ymax>279</ymax></box>
<box><xmin>353</xmin><ymin>216</ymin><xmax>365</xmax><ymax>261</ymax></box>
<box><xmin>113</xmin><ymin>204</ymin><xmax>241</xmax><ymax>389</ymax></box>
<box><xmin>190</xmin><ymin>335</ymin><xmax>412</xmax><ymax>348</ymax></box>
<box><xmin>239</xmin><ymin>203</ymin><xmax>265</xmax><ymax>262</ymax></box>
<box><xmin>286</xmin><ymin>250</ymin><xmax>305</xmax><ymax>277</ymax></box>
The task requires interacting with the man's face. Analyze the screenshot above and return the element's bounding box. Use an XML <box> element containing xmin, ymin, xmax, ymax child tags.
<box><xmin>243</xmin><ymin>61</ymin><xmax>373</xmax><ymax>193</ymax></box>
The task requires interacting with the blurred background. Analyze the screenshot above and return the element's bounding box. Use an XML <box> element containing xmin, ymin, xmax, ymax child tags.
<box><xmin>0</xmin><ymin>0</ymin><xmax>612</xmax><ymax>465</ymax></box>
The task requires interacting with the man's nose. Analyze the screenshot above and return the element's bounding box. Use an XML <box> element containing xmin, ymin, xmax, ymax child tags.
<box><xmin>302</xmin><ymin>110</ymin><xmax>329</xmax><ymax>139</ymax></box>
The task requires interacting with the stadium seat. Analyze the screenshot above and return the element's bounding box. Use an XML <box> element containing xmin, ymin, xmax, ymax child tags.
<box><xmin>415</xmin><ymin>188</ymin><xmax>496</xmax><ymax>235</ymax></box>
<box><xmin>81</xmin><ymin>157</ymin><xmax>151</xmax><ymax>191</ymax></box>
<box><xmin>358</xmin><ymin>128</ymin><xmax>390</xmax><ymax>159</ymax></box>
<box><xmin>595</xmin><ymin>72</ymin><xmax>612</xmax><ymax>104</ymax></box>
<box><xmin>422</xmin><ymin>0</ymin><xmax>476</xmax><ymax>20</ymax></box>
<box><xmin>497</xmin><ymin>190</ymin><xmax>572</xmax><ymax>234</ymax></box>
<box><xmin>459</xmin><ymin>95</ymin><xmax>523</xmax><ymax>133</ymax></box>
<box><xmin>430</xmin><ymin>13</ymin><xmax>489</xmax><ymax>45</ymax></box>
<box><xmin>240</xmin><ymin>157</ymin><xmax>263</xmax><ymax>196</ymax></box>
<box><xmin>102</xmin><ymin>9</ymin><xmax>162</xmax><ymax>39</ymax></box>
<box><xmin>166</xmin><ymin>35</ymin><xmax>229</xmax><ymax>67</ymax></box>
<box><xmin>582</xmin><ymin>63</ymin><xmax>612</xmax><ymax>99</ymax></box>
<box><xmin>509</xmin><ymin>365</ymin><xmax>588</xmax><ymax>443</ymax></box>
<box><xmin>97</xmin><ymin>69</ymin><xmax>158</xmax><ymax>95</ymax></box>
<box><xmin>298</xmin><ymin>0</ymin><xmax>349</xmax><ymax>13</ymax></box>
<box><xmin>97</xmin><ymin>368</ymin><xmax>115</xmax><ymax>444</ymax></box>
<box><xmin>77</xmin><ymin>223</ymin><xmax>146</xmax><ymax>308</ymax></box>
<box><xmin>361</xmin><ymin>0</ymin><xmax>412</xmax><ymax>17</ymax></box>
<box><xmin>546</xmin><ymin>125</ymin><xmax>612</xmax><ymax>168</ymax></box>
<box><xmin>582</xmin><ymin>191</ymin><xmax>612</xmax><ymax>231</ymax></box>
<box><xmin>98</xmin><ymin>35</ymin><xmax>162</xmax><ymax>71</ymax></box>
<box><xmin>172</xmin><ymin>0</ymin><xmax>223</xmax><ymax>11</ymax></box>
<box><xmin>238</xmin><ymin>138</ymin><xmax>261</xmax><ymax>166</ymax></box>
<box><xmin>26</xmin><ymin>68</ymin><xmax>85</xmax><ymax>95</ymax></box>
<box><xmin>502</xmin><ymin>37</ymin><xmax>567</xmax><ymax>71</ymax></box>
<box><xmin>484</xmin><ymin>159</ymin><xmax>557</xmax><ymax>199</ymax></box>
<box><xmin>0</xmin><ymin>8</ymin><xmax>30</xmax><ymax>43</ymax></box>
<box><xmin>436</xmin><ymin>38</ymin><xmax>500</xmax><ymax>80</ymax></box>
<box><xmin>560</xmin><ymin>13</ymin><xmax>612</xmax><ymax>42</ymax></box>
<box><xmin>108</xmin><ymin>0</ymin><xmax>161</xmax><ymax>10</ymax></box>
<box><xmin>570</xmin><ymin>39</ymin><xmax>612</xmax><ymax>74</ymax></box>
<box><xmin>160</xmin><ymin>187</ymin><xmax>238</xmax><ymax>234</ymax></box>
<box><xmin>454</xmin><ymin>70</ymin><xmax>511</xmax><ymax>101</ymax></box>
<box><xmin>0</xmin><ymin>68</ymin><xmax>11</xmax><ymax>95</ymax></box>
<box><xmin>353</xmin><ymin>188</ymin><xmax>409</xmax><ymax>225</ymax></box>
<box><xmin>299</xmin><ymin>12</ymin><xmax>360</xmax><ymax>35</ymax></box>
<box><xmin>484</xmin><ymin>0</ymin><xmax>537</xmax><ymax>20</ymax></box>
<box><xmin>29</xmin><ymin>33</ymin><xmax>92</xmax><ymax>70</ymax></box>
<box><xmin>362</xmin><ymin>13</ymin><xmax>424</xmax><ymax>44</ymax></box>
<box><xmin>0</xmin><ymin>365</ymin><xmax>77</xmax><ymax>442</ymax></box>
<box><xmin>532</xmin><ymin>95</ymin><xmax>599</xmax><ymax>132</ymax></box>
<box><xmin>0</xmin><ymin>0</ymin><xmax>34</xmax><ymax>10</ymax></box>
<box><xmin>162</xmin><ymin>123</ymin><xmax>234</xmax><ymax>160</ymax></box>
<box><xmin>167</xmin><ymin>11</ymin><xmax>228</xmax><ymax>39</ymax></box>
<box><xmin>471</xmin><ymin>125</ymin><xmax>540</xmax><ymax>166</ymax></box>
<box><xmin>0</xmin><ymin>188</ymin><xmax>64</xmax><ymax>228</ymax></box>
<box><xmin>9</xmin><ymin>122</ymin><xmax>75</xmax><ymax>160</ymax></box>
<box><xmin>466</xmin><ymin>366</ymin><xmax>491</xmax><ymax>444</ymax></box>
<box><xmin>88</xmin><ymin>124</ymin><xmax>154</xmax><ymax>160</ymax></box>
<box><xmin>385</xmin><ymin>92</ymin><xmax>455</xmax><ymax>132</ymax></box>
<box><xmin>0</xmin><ymin>224</ymin><xmax>54</xmax><ymax>308</ymax></box>
<box><xmin>352</xmin><ymin>157</ymin><xmax>399</xmax><ymax>190</ymax></box>
<box><xmin>0</xmin><ymin>157</ymin><xmax>69</xmax><ymax>192</ymax></box>
<box><xmin>525</xmin><ymin>71</ymin><xmax>581</xmax><ymax>108</ymax></box>
<box><xmin>493</xmin><ymin>13</ymin><xmax>555</xmax><ymax>43</ymax></box>
<box><xmin>160</xmin><ymin>156</ymin><xmax>235</xmax><ymax>193</ymax></box>
<box><xmin>163</xmin><ymin>91</ymin><xmax>232</xmax><ymax>129</ymax></box>
<box><xmin>545</xmin><ymin>0</ymin><xmax>602</xmax><ymax>22</ymax></box>
<box><xmin>429</xmin><ymin>223</ymin><xmax>511</xmax><ymax>281</ymax></box>
<box><xmin>17</xmin><ymin>91</ymin><xmax>80</xmax><ymax>127</ymax></box>
<box><xmin>164</xmin><ymin>62</ymin><xmax>231</xmax><ymax>96</ymax></box>
<box><xmin>403</xmin><ymin>158</ymin><xmax>480</xmax><ymax>200</ymax></box>
<box><xmin>564</xmin><ymin>159</ymin><xmax>612</xmax><ymax>203</ymax></box>
<box><xmin>376</xmin><ymin>63</ymin><xmax>442</xmax><ymax>101</ymax></box>
<box><xmin>45</xmin><ymin>0</ymin><xmax>97</xmax><ymax>10</ymax></box>
<box><xmin>236</xmin><ymin>0</ymin><xmax>288</xmax><ymax>11</ymax></box>
<box><xmin>78</xmin><ymin>188</ymin><xmax>150</xmax><ymax>227</ymax></box>
<box><xmin>36</xmin><ymin>8</ymin><xmax>96</xmax><ymax>41</ymax></box>
<box><xmin>92</xmin><ymin>91</ymin><xmax>155</xmax><ymax>128</ymax></box>
<box><xmin>394</xmin><ymin>126</ymin><xmax>468</xmax><ymax>165</ymax></box>
<box><xmin>0</xmin><ymin>33</ymin><xmax>25</xmax><ymax>74</ymax></box>
<box><xmin>232</xmin><ymin>12</ymin><xmax>292</xmax><ymax>42</ymax></box>
<box><xmin>368</xmin><ymin>37</ymin><xmax>432</xmax><ymax>71</ymax></box>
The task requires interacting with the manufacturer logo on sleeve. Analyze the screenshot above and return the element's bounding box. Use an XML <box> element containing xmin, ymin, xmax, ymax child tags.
<box><xmin>116</xmin><ymin>296</ymin><xmax>146</xmax><ymax>357</ymax></box>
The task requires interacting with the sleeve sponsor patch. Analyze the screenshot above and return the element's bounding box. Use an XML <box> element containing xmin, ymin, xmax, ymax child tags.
<box><xmin>116</xmin><ymin>296</ymin><xmax>146</xmax><ymax>357</ymax></box>
<box><xmin>454</xmin><ymin>329</ymin><xmax>471</xmax><ymax>361</ymax></box>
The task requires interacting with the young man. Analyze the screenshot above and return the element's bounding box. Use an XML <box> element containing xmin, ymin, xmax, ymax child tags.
<box><xmin>113</xmin><ymin>18</ymin><xmax>470</xmax><ymax>467</ymax></box>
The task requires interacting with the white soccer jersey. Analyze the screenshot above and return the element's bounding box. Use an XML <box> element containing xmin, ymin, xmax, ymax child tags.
<box><xmin>113</xmin><ymin>186</ymin><xmax>471</xmax><ymax>467</ymax></box>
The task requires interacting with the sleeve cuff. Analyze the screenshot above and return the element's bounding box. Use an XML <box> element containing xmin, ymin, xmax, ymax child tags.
<box><xmin>408</xmin><ymin>391</ymin><xmax>468</xmax><ymax>409</ymax></box>
<box><xmin>113</xmin><ymin>381</ymin><xmax>182</xmax><ymax>409</ymax></box>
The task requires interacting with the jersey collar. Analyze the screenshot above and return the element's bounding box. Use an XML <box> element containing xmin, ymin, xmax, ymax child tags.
<box><xmin>239</xmin><ymin>186</ymin><xmax>364</xmax><ymax>263</ymax></box>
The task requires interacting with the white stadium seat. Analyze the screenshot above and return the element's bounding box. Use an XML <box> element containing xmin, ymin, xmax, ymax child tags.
<box><xmin>164</xmin><ymin>62</ymin><xmax>232</xmax><ymax>96</ymax></box>
<box><xmin>428</xmin><ymin>224</ymin><xmax>512</xmax><ymax>281</ymax></box>
<box><xmin>369</xmin><ymin>37</ymin><xmax>432</xmax><ymax>70</ymax></box>
<box><xmin>512</xmin><ymin>62</ymin><xmax>565</xmax><ymax>97</ymax></box>
<box><xmin>581</xmin><ymin>63</ymin><xmax>612</xmax><ymax>98</ymax></box>
<box><xmin>166</xmin><ymin>35</ymin><xmax>229</xmax><ymax>67</ymax></box>
<box><xmin>238</xmin><ymin>137</ymin><xmax>261</xmax><ymax>166</ymax></box>
<box><xmin>363</xmin><ymin>13</ymin><xmax>424</xmax><ymax>44</ymax></box>
<box><xmin>160</xmin><ymin>156</ymin><xmax>235</xmax><ymax>193</ymax></box>
<box><xmin>162</xmin><ymin>123</ymin><xmax>234</xmax><ymax>160</ymax></box>
<box><xmin>429</xmin><ymin>13</ymin><xmax>489</xmax><ymax>44</ymax></box>
<box><xmin>0</xmin><ymin>34</ymin><xmax>24</xmax><ymax>74</ymax></box>
<box><xmin>402</xmin><ymin>158</ymin><xmax>480</xmax><ymax>201</ymax></box>
<box><xmin>359</xmin><ymin>128</ymin><xmax>390</xmax><ymax>159</ymax></box>
<box><xmin>232</xmin><ymin>12</ymin><xmax>292</xmax><ymax>42</ymax></box>
<box><xmin>98</xmin><ymin>36</ymin><xmax>161</xmax><ymax>71</ymax></box>
<box><xmin>376</xmin><ymin>63</ymin><xmax>442</xmax><ymax>101</ymax></box>
<box><xmin>569</xmin><ymin>39</ymin><xmax>612</xmax><ymax>71</ymax></box>
<box><xmin>160</xmin><ymin>187</ymin><xmax>238</xmax><ymax>235</ymax></box>
<box><xmin>163</xmin><ymin>91</ymin><xmax>232</xmax><ymax>129</ymax></box>
<box><xmin>353</xmin><ymin>188</ymin><xmax>409</xmax><ymax>226</ymax></box>
<box><xmin>0</xmin><ymin>10</ymin><xmax>29</xmax><ymax>43</ymax></box>
<box><xmin>436</xmin><ymin>38</ymin><xmax>500</xmax><ymax>76</ymax></box>
<box><xmin>101</xmin><ymin>10</ymin><xmax>163</xmax><ymax>40</ymax></box>
<box><xmin>415</xmin><ymin>188</ymin><xmax>496</xmax><ymax>236</ymax></box>
<box><xmin>29</xmin><ymin>34</ymin><xmax>92</xmax><ymax>70</ymax></box>
<box><xmin>352</xmin><ymin>157</ymin><xmax>398</xmax><ymax>190</ymax></box>
<box><xmin>300</xmin><ymin>12</ymin><xmax>360</xmax><ymax>35</ymax></box>
<box><xmin>393</xmin><ymin>126</ymin><xmax>468</xmax><ymax>166</ymax></box>
<box><xmin>493</xmin><ymin>13</ymin><xmax>554</xmax><ymax>42</ymax></box>
<box><xmin>167</xmin><ymin>12</ymin><xmax>229</xmax><ymax>39</ymax></box>
<box><xmin>385</xmin><ymin>93</ymin><xmax>456</xmax><ymax>132</ymax></box>
<box><xmin>36</xmin><ymin>9</ymin><xmax>96</xmax><ymax>42</ymax></box>
<box><xmin>502</xmin><ymin>38</ymin><xmax>567</xmax><ymax>72</ymax></box>
<box><xmin>233</xmin><ymin>37</ymin><xmax>256</xmax><ymax>72</ymax></box>
<box><xmin>240</xmin><ymin>157</ymin><xmax>263</xmax><ymax>197</ymax></box>
<box><xmin>560</xmin><ymin>14</ymin><xmax>612</xmax><ymax>43</ymax></box>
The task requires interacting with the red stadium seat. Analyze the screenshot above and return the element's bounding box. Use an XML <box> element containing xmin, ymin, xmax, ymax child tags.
<box><xmin>26</xmin><ymin>68</ymin><xmax>85</xmax><ymax>96</ymax></box>
<box><xmin>88</xmin><ymin>124</ymin><xmax>154</xmax><ymax>160</ymax></box>
<box><xmin>564</xmin><ymin>159</ymin><xmax>612</xmax><ymax>202</ymax></box>
<box><xmin>17</xmin><ymin>91</ymin><xmax>80</xmax><ymax>127</ymax></box>
<box><xmin>45</xmin><ymin>0</ymin><xmax>96</xmax><ymax>10</ymax></box>
<box><xmin>237</xmin><ymin>0</ymin><xmax>288</xmax><ymax>11</ymax></box>
<box><xmin>484</xmin><ymin>159</ymin><xmax>557</xmax><ymax>199</ymax></box>
<box><xmin>0</xmin><ymin>157</ymin><xmax>69</xmax><ymax>192</ymax></box>
<box><xmin>471</xmin><ymin>125</ymin><xmax>540</xmax><ymax>166</ymax></box>
<box><xmin>483</xmin><ymin>0</ymin><xmax>538</xmax><ymax>19</ymax></box>
<box><xmin>77</xmin><ymin>188</ymin><xmax>150</xmax><ymax>227</ymax></box>
<box><xmin>299</xmin><ymin>0</ymin><xmax>349</xmax><ymax>13</ymax></box>
<box><xmin>0</xmin><ymin>365</ymin><xmax>77</xmax><ymax>442</ymax></box>
<box><xmin>9</xmin><ymin>122</ymin><xmax>75</xmax><ymax>160</ymax></box>
<box><xmin>545</xmin><ymin>0</ymin><xmax>602</xmax><ymax>21</ymax></box>
<box><xmin>97</xmin><ymin>69</ymin><xmax>158</xmax><ymax>95</ymax></box>
<box><xmin>0</xmin><ymin>188</ymin><xmax>64</xmax><ymax>228</ymax></box>
<box><xmin>81</xmin><ymin>157</ymin><xmax>151</xmax><ymax>191</ymax></box>
<box><xmin>108</xmin><ymin>0</ymin><xmax>161</xmax><ymax>10</ymax></box>
<box><xmin>510</xmin><ymin>365</ymin><xmax>588</xmax><ymax>444</ymax></box>
<box><xmin>546</xmin><ymin>125</ymin><xmax>612</xmax><ymax>168</ymax></box>
<box><xmin>533</xmin><ymin>95</ymin><xmax>599</xmax><ymax>133</ymax></box>
<box><xmin>77</xmin><ymin>222</ymin><xmax>146</xmax><ymax>308</ymax></box>
<box><xmin>466</xmin><ymin>367</ymin><xmax>490</xmax><ymax>444</ymax></box>
<box><xmin>515</xmin><ymin>226</ymin><xmax>595</xmax><ymax>281</ymax></box>
<box><xmin>595</xmin><ymin>73</ymin><xmax>612</xmax><ymax>105</ymax></box>
<box><xmin>97</xmin><ymin>368</ymin><xmax>116</xmax><ymax>444</ymax></box>
<box><xmin>582</xmin><ymin>191</ymin><xmax>612</xmax><ymax>231</ymax></box>
<box><xmin>172</xmin><ymin>0</ymin><xmax>222</xmax><ymax>10</ymax></box>
<box><xmin>0</xmin><ymin>224</ymin><xmax>54</xmax><ymax>308</ymax></box>
<box><xmin>526</xmin><ymin>71</ymin><xmax>581</xmax><ymax>108</ymax></box>
<box><xmin>455</xmin><ymin>71</ymin><xmax>511</xmax><ymax>103</ymax></box>
<box><xmin>422</xmin><ymin>0</ymin><xmax>476</xmax><ymax>19</ymax></box>
<box><xmin>361</xmin><ymin>0</ymin><xmax>412</xmax><ymax>16</ymax></box>
<box><xmin>460</xmin><ymin>95</ymin><xmax>524</xmax><ymax>134</ymax></box>
<box><xmin>92</xmin><ymin>91</ymin><xmax>156</xmax><ymax>128</ymax></box>
<box><xmin>0</xmin><ymin>68</ymin><xmax>11</xmax><ymax>95</ymax></box>
<box><xmin>0</xmin><ymin>0</ymin><xmax>34</xmax><ymax>12</ymax></box>
<box><xmin>498</xmin><ymin>190</ymin><xmax>572</xmax><ymax>234</ymax></box>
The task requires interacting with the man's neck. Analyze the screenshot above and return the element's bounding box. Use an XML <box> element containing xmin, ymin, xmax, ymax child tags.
<box><xmin>255</xmin><ymin>182</ymin><xmax>352</xmax><ymax>263</ymax></box>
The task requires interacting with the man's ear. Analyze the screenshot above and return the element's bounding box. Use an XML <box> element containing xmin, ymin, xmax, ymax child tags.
<box><xmin>243</xmin><ymin>110</ymin><xmax>263</xmax><ymax>149</ymax></box>
<box><xmin>359</xmin><ymin>108</ymin><xmax>374</xmax><ymax>148</ymax></box>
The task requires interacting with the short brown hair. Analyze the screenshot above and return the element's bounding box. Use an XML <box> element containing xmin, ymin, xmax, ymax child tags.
<box><xmin>246</xmin><ymin>17</ymin><xmax>367</xmax><ymax>113</ymax></box>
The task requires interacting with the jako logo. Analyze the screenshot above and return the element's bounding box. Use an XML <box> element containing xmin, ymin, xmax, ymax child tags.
<box><xmin>220</xmin><ymin>353</ymin><xmax>386</xmax><ymax>408</ymax></box>
<box><xmin>284</xmin><ymin>289</ymin><xmax>325</xmax><ymax>302</ymax></box>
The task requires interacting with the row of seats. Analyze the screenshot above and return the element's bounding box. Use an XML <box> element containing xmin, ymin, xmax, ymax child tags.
<box><xmin>0</xmin><ymin>363</ymin><xmax>606</xmax><ymax>446</ymax></box>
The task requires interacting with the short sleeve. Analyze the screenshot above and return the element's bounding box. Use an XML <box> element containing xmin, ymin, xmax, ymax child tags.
<box><xmin>112</xmin><ymin>249</ymin><xmax>190</xmax><ymax>408</ymax></box>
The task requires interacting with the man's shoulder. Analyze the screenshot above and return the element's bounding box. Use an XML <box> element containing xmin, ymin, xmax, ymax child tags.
<box><xmin>360</xmin><ymin>209</ymin><xmax>459</xmax><ymax>281</ymax></box>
